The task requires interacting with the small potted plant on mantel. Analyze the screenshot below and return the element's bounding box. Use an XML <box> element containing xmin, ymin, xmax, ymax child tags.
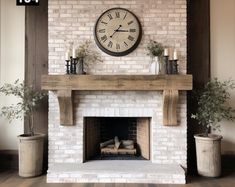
<box><xmin>146</xmin><ymin>40</ymin><xmax>164</xmax><ymax>75</ymax></box>
<box><xmin>0</xmin><ymin>80</ymin><xmax>47</xmax><ymax>177</ymax></box>
<box><xmin>191</xmin><ymin>78</ymin><xmax>235</xmax><ymax>177</ymax></box>
<box><xmin>76</xmin><ymin>40</ymin><xmax>102</xmax><ymax>74</ymax></box>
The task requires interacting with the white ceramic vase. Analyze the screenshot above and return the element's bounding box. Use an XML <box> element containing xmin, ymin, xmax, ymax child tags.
<box><xmin>149</xmin><ymin>57</ymin><xmax>160</xmax><ymax>75</ymax></box>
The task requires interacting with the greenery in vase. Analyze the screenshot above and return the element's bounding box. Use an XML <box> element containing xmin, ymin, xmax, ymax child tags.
<box><xmin>146</xmin><ymin>40</ymin><xmax>164</xmax><ymax>58</ymax></box>
<box><xmin>191</xmin><ymin>78</ymin><xmax>235</xmax><ymax>136</ymax></box>
<box><xmin>76</xmin><ymin>40</ymin><xmax>102</xmax><ymax>69</ymax></box>
<box><xmin>0</xmin><ymin>80</ymin><xmax>47</xmax><ymax>136</ymax></box>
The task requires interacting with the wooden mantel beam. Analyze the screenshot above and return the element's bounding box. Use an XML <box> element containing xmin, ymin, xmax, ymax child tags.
<box><xmin>41</xmin><ymin>75</ymin><xmax>192</xmax><ymax>126</ymax></box>
<box><xmin>41</xmin><ymin>75</ymin><xmax>192</xmax><ymax>91</ymax></box>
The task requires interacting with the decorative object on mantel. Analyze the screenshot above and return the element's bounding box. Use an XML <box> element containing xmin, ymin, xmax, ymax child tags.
<box><xmin>65</xmin><ymin>40</ymin><xmax>102</xmax><ymax>75</ymax></box>
<box><xmin>164</xmin><ymin>48</ymin><xmax>179</xmax><ymax>74</ymax></box>
<box><xmin>191</xmin><ymin>78</ymin><xmax>235</xmax><ymax>177</ymax></box>
<box><xmin>147</xmin><ymin>40</ymin><xmax>164</xmax><ymax>75</ymax></box>
<box><xmin>41</xmin><ymin>75</ymin><xmax>193</xmax><ymax>126</ymax></box>
<box><xmin>0</xmin><ymin>80</ymin><xmax>47</xmax><ymax>177</ymax></box>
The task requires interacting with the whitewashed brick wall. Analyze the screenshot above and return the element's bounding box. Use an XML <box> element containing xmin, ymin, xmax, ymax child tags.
<box><xmin>48</xmin><ymin>0</ymin><xmax>187</xmax><ymax>174</ymax></box>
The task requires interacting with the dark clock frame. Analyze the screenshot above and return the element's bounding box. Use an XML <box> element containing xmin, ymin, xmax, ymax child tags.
<box><xmin>94</xmin><ymin>7</ymin><xmax>142</xmax><ymax>57</ymax></box>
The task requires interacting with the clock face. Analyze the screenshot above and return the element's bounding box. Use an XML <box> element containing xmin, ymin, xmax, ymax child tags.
<box><xmin>94</xmin><ymin>8</ymin><xmax>142</xmax><ymax>56</ymax></box>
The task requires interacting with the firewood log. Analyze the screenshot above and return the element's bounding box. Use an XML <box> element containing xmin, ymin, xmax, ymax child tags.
<box><xmin>100</xmin><ymin>139</ymin><xmax>114</xmax><ymax>148</ymax></box>
<box><xmin>114</xmin><ymin>136</ymin><xmax>121</xmax><ymax>149</ymax></box>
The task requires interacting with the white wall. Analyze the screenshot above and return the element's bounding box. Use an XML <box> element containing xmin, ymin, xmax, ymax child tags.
<box><xmin>211</xmin><ymin>0</ymin><xmax>235</xmax><ymax>154</ymax></box>
<box><xmin>0</xmin><ymin>0</ymin><xmax>25</xmax><ymax>150</ymax></box>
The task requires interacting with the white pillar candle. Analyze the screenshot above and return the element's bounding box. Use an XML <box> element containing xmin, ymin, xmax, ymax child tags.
<box><xmin>173</xmin><ymin>49</ymin><xmax>178</xmax><ymax>60</ymax></box>
<box><xmin>72</xmin><ymin>47</ymin><xmax>76</xmax><ymax>58</ymax></box>
<box><xmin>65</xmin><ymin>50</ymin><xmax>70</xmax><ymax>61</ymax></box>
<box><xmin>164</xmin><ymin>48</ymin><xmax>169</xmax><ymax>56</ymax></box>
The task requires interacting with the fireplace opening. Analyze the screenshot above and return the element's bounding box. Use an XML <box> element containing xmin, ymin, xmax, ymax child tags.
<box><xmin>84</xmin><ymin>117</ymin><xmax>151</xmax><ymax>161</ymax></box>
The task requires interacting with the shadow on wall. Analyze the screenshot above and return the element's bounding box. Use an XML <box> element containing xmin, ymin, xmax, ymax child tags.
<box><xmin>222</xmin><ymin>139</ymin><xmax>235</xmax><ymax>155</ymax></box>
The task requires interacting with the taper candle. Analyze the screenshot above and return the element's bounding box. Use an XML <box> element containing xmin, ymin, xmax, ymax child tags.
<box><xmin>173</xmin><ymin>49</ymin><xmax>178</xmax><ymax>60</ymax></box>
<box><xmin>65</xmin><ymin>50</ymin><xmax>70</xmax><ymax>61</ymax></box>
<box><xmin>164</xmin><ymin>48</ymin><xmax>169</xmax><ymax>56</ymax></box>
<box><xmin>72</xmin><ymin>47</ymin><xmax>76</xmax><ymax>58</ymax></box>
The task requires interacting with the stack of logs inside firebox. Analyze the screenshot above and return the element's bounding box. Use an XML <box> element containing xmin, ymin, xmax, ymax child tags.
<box><xmin>100</xmin><ymin>136</ymin><xmax>136</xmax><ymax>155</ymax></box>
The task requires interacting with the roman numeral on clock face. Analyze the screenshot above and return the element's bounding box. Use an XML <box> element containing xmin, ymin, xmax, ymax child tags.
<box><xmin>128</xmin><ymin>35</ymin><xmax>134</xmax><ymax>41</ymax></box>
<box><xmin>116</xmin><ymin>44</ymin><xmax>120</xmax><ymax>50</ymax></box>
<box><xmin>123</xmin><ymin>12</ymin><xmax>127</xmax><ymax>20</ymax></box>
<box><xmin>99</xmin><ymin>29</ymin><xmax>105</xmax><ymax>33</ymax></box>
<box><xmin>128</xmin><ymin>20</ymin><xmax>134</xmax><ymax>25</ymax></box>
<box><xmin>108</xmin><ymin>41</ymin><xmax>113</xmax><ymax>48</ymax></box>
<box><xmin>130</xmin><ymin>29</ymin><xmax>136</xmax><ymax>32</ymax></box>
<box><xmin>124</xmin><ymin>41</ymin><xmax>128</xmax><ymax>47</ymax></box>
<box><xmin>101</xmin><ymin>35</ymin><xmax>107</xmax><ymax>42</ymax></box>
<box><xmin>101</xmin><ymin>21</ymin><xmax>107</xmax><ymax>25</ymax></box>
<box><xmin>115</xmin><ymin>12</ymin><xmax>120</xmax><ymax>18</ymax></box>
<box><xmin>107</xmin><ymin>13</ymin><xmax>113</xmax><ymax>20</ymax></box>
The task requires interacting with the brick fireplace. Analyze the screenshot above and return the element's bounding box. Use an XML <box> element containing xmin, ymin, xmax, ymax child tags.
<box><xmin>47</xmin><ymin>0</ymin><xmax>188</xmax><ymax>184</ymax></box>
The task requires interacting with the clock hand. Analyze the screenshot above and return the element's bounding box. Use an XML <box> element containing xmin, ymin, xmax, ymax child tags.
<box><xmin>116</xmin><ymin>30</ymin><xmax>129</xmax><ymax>32</ymax></box>
<box><xmin>110</xmin><ymin>25</ymin><xmax>122</xmax><ymax>38</ymax></box>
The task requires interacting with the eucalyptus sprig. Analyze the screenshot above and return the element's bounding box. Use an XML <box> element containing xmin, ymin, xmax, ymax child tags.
<box><xmin>146</xmin><ymin>40</ymin><xmax>164</xmax><ymax>58</ymax></box>
<box><xmin>0</xmin><ymin>80</ymin><xmax>47</xmax><ymax>136</ymax></box>
<box><xmin>76</xmin><ymin>40</ymin><xmax>102</xmax><ymax>69</ymax></box>
<box><xmin>191</xmin><ymin>78</ymin><xmax>235</xmax><ymax>136</ymax></box>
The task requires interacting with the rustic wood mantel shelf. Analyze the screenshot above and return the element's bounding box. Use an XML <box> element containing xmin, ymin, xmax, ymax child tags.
<box><xmin>41</xmin><ymin>75</ymin><xmax>193</xmax><ymax>126</ymax></box>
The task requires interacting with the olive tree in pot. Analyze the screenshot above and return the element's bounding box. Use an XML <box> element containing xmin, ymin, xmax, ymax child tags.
<box><xmin>0</xmin><ymin>80</ymin><xmax>47</xmax><ymax>177</ymax></box>
<box><xmin>191</xmin><ymin>78</ymin><xmax>235</xmax><ymax>177</ymax></box>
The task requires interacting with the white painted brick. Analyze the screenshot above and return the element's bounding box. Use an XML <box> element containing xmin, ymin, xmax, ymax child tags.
<box><xmin>48</xmin><ymin>0</ymin><xmax>187</xmax><ymax>183</ymax></box>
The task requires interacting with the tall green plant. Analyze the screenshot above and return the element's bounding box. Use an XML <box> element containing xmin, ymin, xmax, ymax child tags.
<box><xmin>191</xmin><ymin>78</ymin><xmax>235</xmax><ymax>136</ymax></box>
<box><xmin>0</xmin><ymin>80</ymin><xmax>47</xmax><ymax>136</ymax></box>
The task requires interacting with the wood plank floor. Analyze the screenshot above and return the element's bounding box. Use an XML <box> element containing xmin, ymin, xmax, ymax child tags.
<box><xmin>0</xmin><ymin>170</ymin><xmax>235</xmax><ymax>187</ymax></box>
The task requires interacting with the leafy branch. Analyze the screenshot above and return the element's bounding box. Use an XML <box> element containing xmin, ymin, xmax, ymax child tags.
<box><xmin>191</xmin><ymin>78</ymin><xmax>235</xmax><ymax>136</ymax></box>
<box><xmin>146</xmin><ymin>40</ymin><xmax>164</xmax><ymax>58</ymax></box>
<box><xmin>0</xmin><ymin>80</ymin><xmax>47</xmax><ymax>136</ymax></box>
<box><xmin>76</xmin><ymin>40</ymin><xmax>102</xmax><ymax>69</ymax></box>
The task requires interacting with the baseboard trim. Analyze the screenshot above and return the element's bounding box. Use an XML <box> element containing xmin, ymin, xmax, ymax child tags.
<box><xmin>0</xmin><ymin>150</ymin><xmax>18</xmax><ymax>171</ymax></box>
<box><xmin>222</xmin><ymin>154</ymin><xmax>235</xmax><ymax>171</ymax></box>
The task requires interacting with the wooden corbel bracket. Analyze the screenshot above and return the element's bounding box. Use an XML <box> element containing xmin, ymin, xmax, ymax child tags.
<box><xmin>163</xmin><ymin>90</ymin><xmax>179</xmax><ymax>126</ymax></box>
<box><xmin>57</xmin><ymin>90</ymin><xmax>73</xmax><ymax>126</ymax></box>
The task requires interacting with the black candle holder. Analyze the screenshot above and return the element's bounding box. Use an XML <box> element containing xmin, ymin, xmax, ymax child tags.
<box><xmin>65</xmin><ymin>60</ymin><xmax>71</xmax><ymax>74</ymax></box>
<box><xmin>163</xmin><ymin>55</ymin><xmax>169</xmax><ymax>74</ymax></box>
<box><xmin>172</xmin><ymin>60</ymin><xmax>179</xmax><ymax>74</ymax></box>
<box><xmin>70</xmin><ymin>57</ymin><xmax>79</xmax><ymax>74</ymax></box>
<box><xmin>168</xmin><ymin>60</ymin><xmax>174</xmax><ymax>74</ymax></box>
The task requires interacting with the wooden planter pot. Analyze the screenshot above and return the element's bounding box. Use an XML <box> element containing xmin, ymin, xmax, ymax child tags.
<box><xmin>18</xmin><ymin>133</ymin><xmax>45</xmax><ymax>177</ymax></box>
<box><xmin>194</xmin><ymin>134</ymin><xmax>223</xmax><ymax>177</ymax></box>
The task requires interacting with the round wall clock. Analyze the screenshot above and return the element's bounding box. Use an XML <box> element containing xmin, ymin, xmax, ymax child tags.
<box><xmin>94</xmin><ymin>8</ymin><xmax>142</xmax><ymax>56</ymax></box>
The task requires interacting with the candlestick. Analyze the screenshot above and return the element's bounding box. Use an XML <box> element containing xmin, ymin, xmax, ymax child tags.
<box><xmin>72</xmin><ymin>48</ymin><xmax>76</xmax><ymax>58</ymax></box>
<box><xmin>164</xmin><ymin>48</ymin><xmax>169</xmax><ymax>57</ymax></box>
<box><xmin>163</xmin><ymin>56</ymin><xmax>169</xmax><ymax>74</ymax></box>
<box><xmin>167</xmin><ymin>60</ymin><xmax>173</xmax><ymax>74</ymax></box>
<box><xmin>65</xmin><ymin>50</ymin><xmax>70</xmax><ymax>61</ymax></box>
<box><xmin>65</xmin><ymin>60</ymin><xmax>70</xmax><ymax>74</ymax></box>
<box><xmin>172</xmin><ymin>60</ymin><xmax>179</xmax><ymax>74</ymax></box>
<box><xmin>169</xmin><ymin>48</ymin><xmax>174</xmax><ymax>61</ymax></box>
<box><xmin>70</xmin><ymin>57</ymin><xmax>79</xmax><ymax>74</ymax></box>
<box><xmin>173</xmin><ymin>49</ymin><xmax>178</xmax><ymax>60</ymax></box>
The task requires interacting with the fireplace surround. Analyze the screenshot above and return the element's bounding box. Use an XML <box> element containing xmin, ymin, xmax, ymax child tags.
<box><xmin>46</xmin><ymin>0</ymin><xmax>189</xmax><ymax>184</ymax></box>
